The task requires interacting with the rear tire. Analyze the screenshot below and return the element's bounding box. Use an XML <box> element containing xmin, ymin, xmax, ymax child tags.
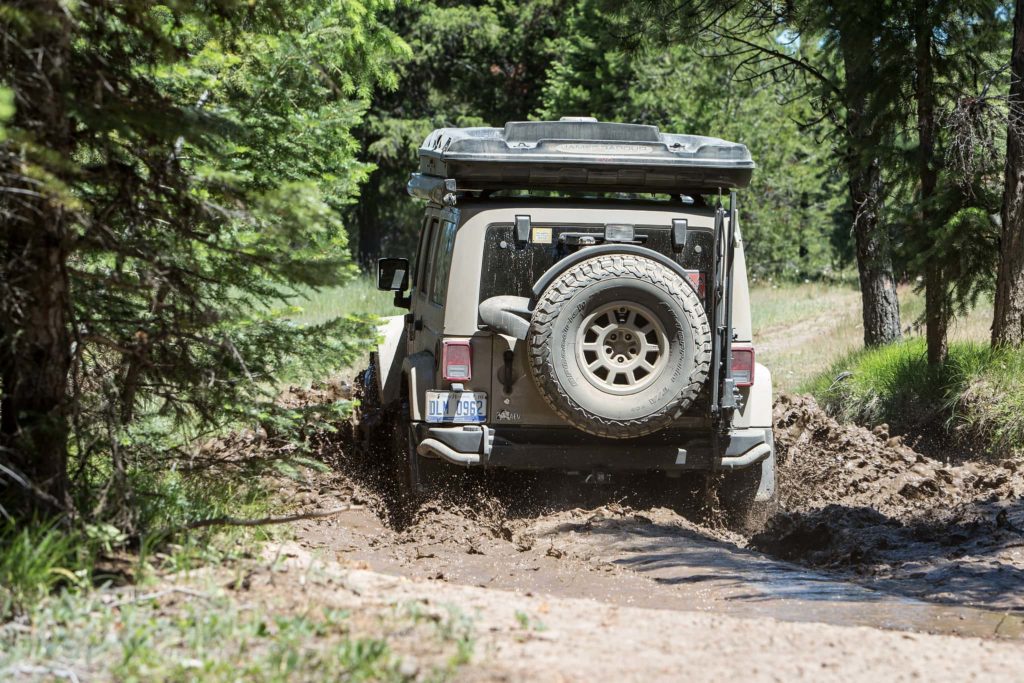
<box><xmin>388</xmin><ymin>405</ymin><xmax>424</xmax><ymax>525</ymax></box>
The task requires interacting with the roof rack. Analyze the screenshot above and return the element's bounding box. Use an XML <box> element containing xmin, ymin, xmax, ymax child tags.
<box><xmin>409</xmin><ymin>118</ymin><xmax>754</xmax><ymax>200</ymax></box>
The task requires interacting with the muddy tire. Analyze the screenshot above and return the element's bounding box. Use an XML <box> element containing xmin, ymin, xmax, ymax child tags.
<box><xmin>528</xmin><ymin>253</ymin><xmax>712</xmax><ymax>438</ymax></box>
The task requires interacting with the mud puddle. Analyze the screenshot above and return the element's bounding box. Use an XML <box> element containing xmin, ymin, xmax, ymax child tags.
<box><xmin>290</xmin><ymin>387</ymin><xmax>1024</xmax><ymax>644</ymax></box>
<box><xmin>293</xmin><ymin>489</ymin><xmax>1024</xmax><ymax>641</ymax></box>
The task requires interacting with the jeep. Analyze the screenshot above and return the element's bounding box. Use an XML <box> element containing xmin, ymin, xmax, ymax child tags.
<box><xmin>362</xmin><ymin>117</ymin><xmax>776</xmax><ymax>517</ymax></box>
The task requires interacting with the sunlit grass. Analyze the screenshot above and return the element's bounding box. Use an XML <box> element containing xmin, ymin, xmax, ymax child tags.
<box><xmin>752</xmin><ymin>282</ymin><xmax>992</xmax><ymax>393</ymax></box>
<box><xmin>286</xmin><ymin>275</ymin><xmax>402</xmax><ymax>325</ymax></box>
<box><xmin>803</xmin><ymin>338</ymin><xmax>1024</xmax><ymax>456</ymax></box>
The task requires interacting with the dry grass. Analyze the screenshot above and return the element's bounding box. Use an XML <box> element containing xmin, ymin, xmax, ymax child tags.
<box><xmin>751</xmin><ymin>283</ymin><xmax>993</xmax><ymax>394</ymax></box>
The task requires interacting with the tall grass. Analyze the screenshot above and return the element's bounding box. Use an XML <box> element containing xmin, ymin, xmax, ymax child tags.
<box><xmin>285</xmin><ymin>275</ymin><xmax>402</xmax><ymax>325</ymax></box>
<box><xmin>0</xmin><ymin>521</ymin><xmax>84</xmax><ymax>619</ymax></box>
<box><xmin>804</xmin><ymin>338</ymin><xmax>1024</xmax><ymax>456</ymax></box>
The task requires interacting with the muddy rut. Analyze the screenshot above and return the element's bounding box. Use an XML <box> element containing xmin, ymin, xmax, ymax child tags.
<box><xmin>289</xmin><ymin>391</ymin><xmax>1024</xmax><ymax>641</ymax></box>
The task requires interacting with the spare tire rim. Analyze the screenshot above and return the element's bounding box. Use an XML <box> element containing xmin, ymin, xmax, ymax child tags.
<box><xmin>576</xmin><ymin>301</ymin><xmax>670</xmax><ymax>396</ymax></box>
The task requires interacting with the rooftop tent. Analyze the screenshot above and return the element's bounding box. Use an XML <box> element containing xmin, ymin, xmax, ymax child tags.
<box><xmin>410</xmin><ymin>118</ymin><xmax>755</xmax><ymax>198</ymax></box>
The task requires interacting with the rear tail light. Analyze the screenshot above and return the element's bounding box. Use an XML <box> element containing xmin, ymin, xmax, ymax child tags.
<box><xmin>731</xmin><ymin>347</ymin><xmax>755</xmax><ymax>387</ymax></box>
<box><xmin>442</xmin><ymin>339</ymin><xmax>472</xmax><ymax>381</ymax></box>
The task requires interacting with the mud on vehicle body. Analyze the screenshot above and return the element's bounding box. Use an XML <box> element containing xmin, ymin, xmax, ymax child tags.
<box><xmin>363</xmin><ymin>118</ymin><xmax>776</xmax><ymax>516</ymax></box>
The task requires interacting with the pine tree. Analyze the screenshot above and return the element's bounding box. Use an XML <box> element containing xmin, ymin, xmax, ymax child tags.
<box><xmin>995</xmin><ymin>0</ymin><xmax>1024</xmax><ymax>346</ymax></box>
<box><xmin>616</xmin><ymin>0</ymin><xmax>905</xmax><ymax>347</ymax></box>
<box><xmin>0</xmin><ymin>1</ymin><xmax>404</xmax><ymax>519</ymax></box>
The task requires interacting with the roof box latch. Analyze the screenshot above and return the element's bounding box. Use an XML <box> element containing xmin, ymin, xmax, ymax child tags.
<box><xmin>672</xmin><ymin>219</ymin><xmax>689</xmax><ymax>253</ymax></box>
<box><xmin>514</xmin><ymin>215</ymin><xmax>532</xmax><ymax>246</ymax></box>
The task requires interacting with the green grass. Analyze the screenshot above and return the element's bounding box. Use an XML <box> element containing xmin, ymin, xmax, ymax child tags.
<box><xmin>751</xmin><ymin>283</ymin><xmax>994</xmax><ymax>393</ymax></box>
<box><xmin>1</xmin><ymin>591</ymin><xmax>408</xmax><ymax>681</ymax></box>
<box><xmin>750</xmin><ymin>281</ymin><xmax>862</xmax><ymax>331</ymax></box>
<box><xmin>804</xmin><ymin>338</ymin><xmax>1024</xmax><ymax>455</ymax></box>
<box><xmin>0</xmin><ymin>521</ymin><xmax>85</xmax><ymax>621</ymax></box>
<box><xmin>285</xmin><ymin>275</ymin><xmax>403</xmax><ymax>325</ymax></box>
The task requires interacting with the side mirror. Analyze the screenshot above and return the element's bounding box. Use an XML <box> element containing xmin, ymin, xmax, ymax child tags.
<box><xmin>377</xmin><ymin>257</ymin><xmax>410</xmax><ymax>292</ymax></box>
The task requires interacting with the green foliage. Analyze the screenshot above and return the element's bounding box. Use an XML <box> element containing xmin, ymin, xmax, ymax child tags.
<box><xmin>539</xmin><ymin>1</ymin><xmax>847</xmax><ymax>278</ymax></box>
<box><xmin>805</xmin><ymin>338</ymin><xmax>1024</xmax><ymax>454</ymax></box>
<box><xmin>354</xmin><ymin>0</ymin><xmax>573</xmax><ymax>262</ymax></box>
<box><xmin>0</xmin><ymin>521</ymin><xmax>85</xmax><ymax>620</ymax></box>
<box><xmin>1</xmin><ymin>0</ymin><xmax>405</xmax><ymax>521</ymax></box>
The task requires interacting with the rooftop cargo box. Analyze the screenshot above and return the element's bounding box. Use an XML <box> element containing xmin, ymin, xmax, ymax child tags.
<box><xmin>413</xmin><ymin>118</ymin><xmax>755</xmax><ymax>196</ymax></box>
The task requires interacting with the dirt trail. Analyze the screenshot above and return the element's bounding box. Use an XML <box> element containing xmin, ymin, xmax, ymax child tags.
<box><xmin>231</xmin><ymin>541</ymin><xmax>1024</xmax><ymax>682</ymax></box>
<box><xmin>259</xmin><ymin>383</ymin><xmax>1024</xmax><ymax>675</ymax></box>
<box><xmin>279</xmin><ymin>392</ymin><xmax>1024</xmax><ymax>640</ymax></box>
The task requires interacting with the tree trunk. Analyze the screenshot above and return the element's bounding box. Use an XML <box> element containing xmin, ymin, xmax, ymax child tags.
<box><xmin>848</xmin><ymin>157</ymin><xmax>903</xmax><ymax>346</ymax></box>
<box><xmin>915</xmin><ymin>0</ymin><xmax>947</xmax><ymax>365</ymax></box>
<box><xmin>839</xmin><ymin>23</ymin><xmax>902</xmax><ymax>348</ymax></box>
<box><xmin>994</xmin><ymin>0</ymin><xmax>1024</xmax><ymax>346</ymax></box>
<box><xmin>0</xmin><ymin>0</ymin><xmax>74</xmax><ymax>515</ymax></box>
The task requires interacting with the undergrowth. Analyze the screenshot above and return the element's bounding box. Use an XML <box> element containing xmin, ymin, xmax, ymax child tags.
<box><xmin>1</xmin><ymin>590</ymin><xmax>413</xmax><ymax>681</ymax></box>
<box><xmin>804</xmin><ymin>338</ymin><xmax>1024</xmax><ymax>456</ymax></box>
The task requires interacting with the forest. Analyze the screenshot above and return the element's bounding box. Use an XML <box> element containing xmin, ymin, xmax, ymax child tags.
<box><xmin>3</xmin><ymin>2</ymin><xmax>1024</xmax><ymax>673</ymax></box>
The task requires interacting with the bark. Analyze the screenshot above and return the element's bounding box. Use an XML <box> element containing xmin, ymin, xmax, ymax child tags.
<box><xmin>839</xmin><ymin>28</ymin><xmax>902</xmax><ymax>348</ymax></box>
<box><xmin>847</xmin><ymin>157</ymin><xmax>903</xmax><ymax>346</ymax></box>
<box><xmin>915</xmin><ymin>0</ymin><xmax>947</xmax><ymax>365</ymax></box>
<box><xmin>0</xmin><ymin>1</ymin><xmax>74</xmax><ymax>515</ymax></box>
<box><xmin>994</xmin><ymin>0</ymin><xmax>1024</xmax><ymax>347</ymax></box>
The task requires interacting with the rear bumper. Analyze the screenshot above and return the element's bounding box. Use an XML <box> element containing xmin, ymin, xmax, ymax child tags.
<box><xmin>412</xmin><ymin>423</ymin><xmax>772</xmax><ymax>472</ymax></box>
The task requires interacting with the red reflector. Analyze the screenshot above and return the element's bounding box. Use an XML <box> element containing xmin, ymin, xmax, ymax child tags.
<box><xmin>684</xmin><ymin>270</ymin><xmax>707</xmax><ymax>298</ymax></box>
<box><xmin>442</xmin><ymin>339</ymin><xmax>472</xmax><ymax>381</ymax></box>
<box><xmin>731</xmin><ymin>347</ymin><xmax>755</xmax><ymax>387</ymax></box>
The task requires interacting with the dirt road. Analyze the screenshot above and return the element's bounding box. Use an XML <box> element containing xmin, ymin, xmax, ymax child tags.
<box><xmin>229</xmin><ymin>395</ymin><xmax>1019</xmax><ymax>678</ymax></box>
<box><xmin>229</xmin><ymin>541</ymin><xmax>1023</xmax><ymax>682</ymax></box>
<box><xmin>264</xmin><ymin>378</ymin><xmax>1024</xmax><ymax>679</ymax></box>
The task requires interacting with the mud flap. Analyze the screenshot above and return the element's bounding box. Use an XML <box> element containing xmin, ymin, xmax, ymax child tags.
<box><xmin>754</xmin><ymin>430</ymin><xmax>777</xmax><ymax>502</ymax></box>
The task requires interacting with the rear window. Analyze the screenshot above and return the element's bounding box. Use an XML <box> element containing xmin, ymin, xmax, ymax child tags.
<box><xmin>417</xmin><ymin>217</ymin><xmax>438</xmax><ymax>293</ymax></box>
<box><xmin>430</xmin><ymin>219</ymin><xmax>458</xmax><ymax>305</ymax></box>
<box><xmin>478</xmin><ymin>223</ymin><xmax>714</xmax><ymax>302</ymax></box>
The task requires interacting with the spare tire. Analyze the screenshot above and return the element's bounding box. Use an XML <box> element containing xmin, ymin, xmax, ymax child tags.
<box><xmin>528</xmin><ymin>253</ymin><xmax>712</xmax><ymax>438</ymax></box>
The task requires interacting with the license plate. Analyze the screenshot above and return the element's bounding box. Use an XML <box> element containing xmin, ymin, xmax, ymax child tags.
<box><xmin>426</xmin><ymin>391</ymin><xmax>487</xmax><ymax>423</ymax></box>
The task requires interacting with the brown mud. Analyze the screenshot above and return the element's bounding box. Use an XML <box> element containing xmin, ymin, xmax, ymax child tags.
<box><xmin>273</xmin><ymin>390</ymin><xmax>1024</xmax><ymax>645</ymax></box>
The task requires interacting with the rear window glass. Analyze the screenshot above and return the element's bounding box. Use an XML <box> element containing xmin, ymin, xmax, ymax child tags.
<box><xmin>417</xmin><ymin>218</ymin><xmax>438</xmax><ymax>293</ymax></box>
<box><xmin>430</xmin><ymin>219</ymin><xmax>458</xmax><ymax>305</ymax></box>
<box><xmin>478</xmin><ymin>224</ymin><xmax>714</xmax><ymax>302</ymax></box>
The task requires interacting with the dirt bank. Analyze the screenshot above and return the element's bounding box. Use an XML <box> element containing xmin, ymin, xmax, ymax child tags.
<box><xmin>760</xmin><ymin>394</ymin><xmax>1024</xmax><ymax>609</ymax></box>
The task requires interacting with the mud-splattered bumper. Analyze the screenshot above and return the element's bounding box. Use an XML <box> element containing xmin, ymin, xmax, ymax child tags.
<box><xmin>412</xmin><ymin>423</ymin><xmax>772</xmax><ymax>472</ymax></box>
